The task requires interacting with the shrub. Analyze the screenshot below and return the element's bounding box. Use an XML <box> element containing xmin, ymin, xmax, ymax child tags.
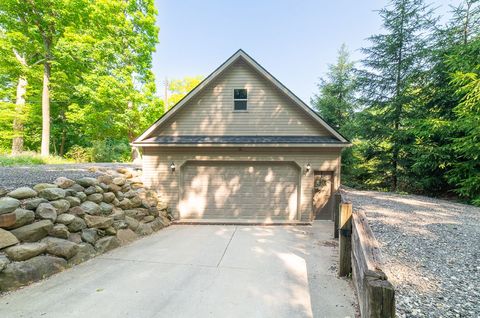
<box><xmin>64</xmin><ymin>145</ymin><xmax>94</xmax><ymax>163</ymax></box>
<box><xmin>90</xmin><ymin>139</ymin><xmax>131</xmax><ymax>163</ymax></box>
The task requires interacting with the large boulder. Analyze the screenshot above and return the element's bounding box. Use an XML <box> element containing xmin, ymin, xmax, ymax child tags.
<box><xmin>69</xmin><ymin>206</ymin><xmax>86</xmax><ymax>217</ymax></box>
<box><xmin>68</xmin><ymin>243</ymin><xmax>96</xmax><ymax>266</ymax></box>
<box><xmin>42</xmin><ymin>237</ymin><xmax>79</xmax><ymax>259</ymax></box>
<box><xmin>33</xmin><ymin>183</ymin><xmax>58</xmax><ymax>192</ymax></box>
<box><xmin>84</xmin><ymin>186</ymin><xmax>97</xmax><ymax>195</ymax></box>
<box><xmin>151</xmin><ymin>218</ymin><xmax>166</xmax><ymax>232</ymax></box>
<box><xmin>0</xmin><ymin>197</ymin><xmax>20</xmax><ymax>215</ymax></box>
<box><xmin>130</xmin><ymin>196</ymin><xmax>142</xmax><ymax>208</ymax></box>
<box><xmin>3</xmin><ymin>209</ymin><xmax>35</xmax><ymax>230</ymax></box>
<box><xmin>136</xmin><ymin>223</ymin><xmax>153</xmax><ymax>236</ymax></box>
<box><xmin>0</xmin><ymin>255</ymin><xmax>67</xmax><ymax>292</ymax></box>
<box><xmin>53</xmin><ymin>177</ymin><xmax>75</xmax><ymax>189</ymax></box>
<box><xmin>76</xmin><ymin>177</ymin><xmax>98</xmax><ymax>187</ymax></box>
<box><xmin>94</xmin><ymin>236</ymin><xmax>120</xmax><ymax>254</ymax></box>
<box><xmin>39</xmin><ymin>188</ymin><xmax>66</xmax><ymax>201</ymax></box>
<box><xmin>0</xmin><ymin>254</ymin><xmax>10</xmax><ymax>271</ymax></box>
<box><xmin>80</xmin><ymin>201</ymin><xmax>100</xmax><ymax>215</ymax></box>
<box><xmin>7</xmin><ymin>187</ymin><xmax>37</xmax><ymax>200</ymax></box>
<box><xmin>36</xmin><ymin>203</ymin><xmax>57</xmax><ymax>222</ymax></box>
<box><xmin>49</xmin><ymin>224</ymin><xmax>69</xmax><ymax>239</ymax></box>
<box><xmin>97</xmin><ymin>175</ymin><xmax>113</xmax><ymax>185</ymax></box>
<box><xmin>87</xmin><ymin>193</ymin><xmax>103</xmax><ymax>203</ymax></box>
<box><xmin>81</xmin><ymin>228</ymin><xmax>99</xmax><ymax>244</ymax></box>
<box><xmin>111</xmin><ymin>208</ymin><xmax>125</xmax><ymax>220</ymax></box>
<box><xmin>0</xmin><ymin>228</ymin><xmax>19</xmax><ymax>249</ymax></box>
<box><xmin>10</xmin><ymin>220</ymin><xmax>53</xmax><ymax>242</ymax></box>
<box><xmin>69</xmin><ymin>184</ymin><xmax>85</xmax><ymax>193</ymax></box>
<box><xmin>50</xmin><ymin>199</ymin><xmax>70</xmax><ymax>214</ymax></box>
<box><xmin>84</xmin><ymin>215</ymin><xmax>114</xmax><ymax>229</ymax></box>
<box><xmin>74</xmin><ymin>192</ymin><xmax>87</xmax><ymax>202</ymax></box>
<box><xmin>67</xmin><ymin>217</ymin><xmax>86</xmax><ymax>232</ymax></box>
<box><xmin>112</xmin><ymin>177</ymin><xmax>126</xmax><ymax>186</ymax></box>
<box><xmin>0</xmin><ymin>212</ymin><xmax>16</xmax><ymax>228</ymax></box>
<box><xmin>68</xmin><ymin>232</ymin><xmax>82</xmax><ymax>244</ymax></box>
<box><xmin>117</xmin><ymin>198</ymin><xmax>132</xmax><ymax>210</ymax></box>
<box><xmin>21</xmin><ymin>197</ymin><xmax>48</xmax><ymax>210</ymax></box>
<box><xmin>5</xmin><ymin>242</ymin><xmax>47</xmax><ymax>261</ymax></box>
<box><xmin>125</xmin><ymin>216</ymin><xmax>139</xmax><ymax>231</ymax></box>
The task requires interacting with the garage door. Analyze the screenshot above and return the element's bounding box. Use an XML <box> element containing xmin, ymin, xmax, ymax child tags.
<box><xmin>179</xmin><ymin>161</ymin><xmax>299</xmax><ymax>221</ymax></box>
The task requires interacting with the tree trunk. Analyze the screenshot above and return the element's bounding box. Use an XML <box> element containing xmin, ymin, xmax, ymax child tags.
<box><xmin>40</xmin><ymin>60</ymin><xmax>51</xmax><ymax>157</ymax></box>
<box><xmin>59</xmin><ymin>126</ymin><xmax>66</xmax><ymax>156</ymax></box>
<box><xmin>12</xmin><ymin>76</ymin><xmax>27</xmax><ymax>155</ymax></box>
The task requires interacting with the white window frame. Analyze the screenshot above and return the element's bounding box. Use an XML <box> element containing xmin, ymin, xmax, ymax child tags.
<box><xmin>233</xmin><ymin>89</ymin><xmax>248</xmax><ymax>112</ymax></box>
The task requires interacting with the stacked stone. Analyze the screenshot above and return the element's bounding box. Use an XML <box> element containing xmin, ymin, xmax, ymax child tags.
<box><xmin>0</xmin><ymin>168</ymin><xmax>170</xmax><ymax>291</ymax></box>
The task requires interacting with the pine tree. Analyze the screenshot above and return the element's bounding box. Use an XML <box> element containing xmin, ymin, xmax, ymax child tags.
<box><xmin>357</xmin><ymin>0</ymin><xmax>436</xmax><ymax>191</ymax></box>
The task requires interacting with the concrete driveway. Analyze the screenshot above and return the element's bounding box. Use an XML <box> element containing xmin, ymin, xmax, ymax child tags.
<box><xmin>0</xmin><ymin>222</ymin><xmax>356</xmax><ymax>318</ymax></box>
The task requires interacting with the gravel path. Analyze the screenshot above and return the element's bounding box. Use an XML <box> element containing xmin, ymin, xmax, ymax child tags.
<box><xmin>0</xmin><ymin>163</ymin><xmax>139</xmax><ymax>190</ymax></box>
<box><xmin>344</xmin><ymin>189</ymin><xmax>480</xmax><ymax>318</ymax></box>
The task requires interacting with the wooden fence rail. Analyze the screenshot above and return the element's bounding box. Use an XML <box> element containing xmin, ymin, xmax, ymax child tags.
<box><xmin>336</xmin><ymin>192</ymin><xmax>395</xmax><ymax>318</ymax></box>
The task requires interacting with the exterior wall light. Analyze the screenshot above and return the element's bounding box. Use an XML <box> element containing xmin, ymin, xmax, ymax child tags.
<box><xmin>305</xmin><ymin>163</ymin><xmax>311</xmax><ymax>174</ymax></box>
<box><xmin>170</xmin><ymin>162</ymin><xmax>176</xmax><ymax>173</ymax></box>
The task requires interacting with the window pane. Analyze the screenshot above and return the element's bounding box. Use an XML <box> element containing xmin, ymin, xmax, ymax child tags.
<box><xmin>234</xmin><ymin>89</ymin><xmax>247</xmax><ymax>99</ymax></box>
<box><xmin>234</xmin><ymin>100</ymin><xmax>247</xmax><ymax>110</ymax></box>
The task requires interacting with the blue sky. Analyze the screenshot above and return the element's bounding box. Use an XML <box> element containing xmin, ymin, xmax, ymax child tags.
<box><xmin>153</xmin><ymin>0</ymin><xmax>460</xmax><ymax>103</ymax></box>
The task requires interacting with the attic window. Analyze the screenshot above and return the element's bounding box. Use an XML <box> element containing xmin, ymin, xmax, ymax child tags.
<box><xmin>233</xmin><ymin>89</ymin><xmax>248</xmax><ymax>111</ymax></box>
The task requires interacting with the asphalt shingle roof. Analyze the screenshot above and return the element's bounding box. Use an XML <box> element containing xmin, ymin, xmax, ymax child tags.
<box><xmin>139</xmin><ymin>135</ymin><xmax>346</xmax><ymax>145</ymax></box>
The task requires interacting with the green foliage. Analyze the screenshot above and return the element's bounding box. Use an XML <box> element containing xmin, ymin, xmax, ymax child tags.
<box><xmin>167</xmin><ymin>76</ymin><xmax>204</xmax><ymax>109</ymax></box>
<box><xmin>90</xmin><ymin>140</ymin><xmax>131</xmax><ymax>163</ymax></box>
<box><xmin>64</xmin><ymin>145</ymin><xmax>93</xmax><ymax>163</ymax></box>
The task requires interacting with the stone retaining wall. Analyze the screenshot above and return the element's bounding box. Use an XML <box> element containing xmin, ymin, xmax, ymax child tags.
<box><xmin>0</xmin><ymin>167</ymin><xmax>170</xmax><ymax>292</ymax></box>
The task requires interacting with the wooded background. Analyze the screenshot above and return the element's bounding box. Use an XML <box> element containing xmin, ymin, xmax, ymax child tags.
<box><xmin>0</xmin><ymin>0</ymin><xmax>478</xmax><ymax>205</ymax></box>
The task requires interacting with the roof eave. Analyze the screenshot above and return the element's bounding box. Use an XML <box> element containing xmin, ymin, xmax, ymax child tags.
<box><xmin>131</xmin><ymin>142</ymin><xmax>351</xmax><ymax>148</ymax></box>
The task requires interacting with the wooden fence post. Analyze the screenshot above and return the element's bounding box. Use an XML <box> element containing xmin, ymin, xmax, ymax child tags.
<box><xmin>338</xmin><ymin>202</ymin><xmax>352</xmax><ymax>277</ymax></box>
<box><xmin>333</xmin><ymin>192</ymin><xmax>342</xmax><ymax>238</ymax></box>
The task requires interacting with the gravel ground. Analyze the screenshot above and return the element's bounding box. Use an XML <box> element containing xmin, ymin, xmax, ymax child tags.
<box><xmin>0</xmin><ymin>163</ymin><xmax>139</xmax><ymax>190</ymax></box>
<box><xmin>344</xmin><ymin>189</ymin><xmax>480</xmax><ymax>318</ymax></box>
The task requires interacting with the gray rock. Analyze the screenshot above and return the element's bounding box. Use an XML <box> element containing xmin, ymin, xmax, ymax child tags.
<box><xmin>130</xmin><ymin>196</ymin><xmax>142</xmax><ymax>208</ymax></box>
<box><xmin>36</xmin><ymin>203</ymin><xmax>57</xmax><ymax>222</ymax></box>
<box><xmin>56</xmin><ymin>213</ymin><xmax>75</xmax><ymax>225</ymax></box>
<box><xmin>94</xmin><ymin>185</ymin><xmax>104</xmax><ymax>194</ymax></box>
<box><xmin>84</xmin><ymin>215</ymin><xmax>114</xmax><ymax>229</ymax></box>
<box><xmin>136</xmin><ymin>223</ymin><xmax>153</xmax><ymax>236</ymax></box>
<box><xmin>103</xmin><ymin>192</ymin><xmax>115</xmax><ymax>203</ymax></box>
<box><xmin>81</xmin><ymin>201</ymin><xmax>100</xmax><ymax>215</ymax></box>
<box><xmin>94</xmin><ymin>236</ymin><xmax>120</xmax><ymax>254</ymax></box>
<box><xmin>0</xmin><ymin>187</ymin><xmax>8</xmax><ymax>197</ymax></box>
<box><xmin>42</xmin><ymin>237</ymin><xmax>79</xmax><ymax>259</ymax></box>
<box><xmin>67</xmin><ymin>217</ymin><xmax>86</xmax><ymax>232</ymax></box>
<box><xmin>115</xmin><ymin>191</ymin><xmax>125</xmax><ymax>201</ymax></box>
<box><xmin>49</xmin><ymin>224</ymin><xmax>69</xmax><ymax>239</ymax></box>
<box><xmin>0</xmin><ymin>255</ymin><xmax>67</xmax><ymax>291</ymax></box>
<box><xmin>0</xmin><ymin>254</ymin><xmax>10</xmax><ymax>272</ymax></box>
<box><xmin>74</xmin><ymin>192</ymin><xmax>87</xmax><ymax>202</ymax></box>
<box><xmin>4</xmin><ymin>209</ymin><xmax>35</xmax><ymax>230</ymax></box>
<box><xmin>33</xmin><ymin>183</ymin><xmax>58</xmax><ymax>192</ymax></box>
<box><xmin>84</xmin><ymin>186</ymin><xmax>97</xmax><ymax>195</ymax></box>
<box><xmin>108</xmin><ymin>183</ymin><xmax>122</xmax><ymax>192</ymax></box>
<box><xmin>157</xmin><ymin>200</ymin><xmax>168</xmax><ymax>211</ymax></box>
<box><xmin>69</xmin><ymin>206</ymin><xmax>86</xmax><ymax>217</ymax></box>
<box><xmin>0</xmin><ymin>211</ymin><xmax>16</xmax><ymax>228</ymax></box>
<box><xmin>68</xmin><ymin>243</ymin><xmax>96</xmax><ymax>266</ymax></box>
<box><xmin>0</xmin><ymin>197</ymin><xmax>21</xmax><ymax>215</ymax></box>
<box><xmin>116</xmin><ymin>228</ymin><xmax>138</xmax><ymax>245</ymax></box>
<box><xmin>67</xmin><ymin>232</ymin><xmax>82</xmax><ymax>244</ymax></box>
<box><xmin>124</xmin><ymin>190</ymin><xmax>136</xmax><ymax>199</ymax></box>
<box><xmin>39</xmin><ymin>188</ymin><xmax>66</xmax><ymax>201</ymax></box>
<box><xmin>81</xmin><ymin>228</ymin><xmax>99</xmax><ymax>244</ymax></box>
<box><xmin>87</xmin><ymin>193</ymin><xmax>103</xmax><ymax>203</ymax></box>
<box><xmin>112</xmin><ymin>198</ymin><xmax>120</xmax><ymax>207</ymax></box>
<box><xmin>64</xmin><ymin>188</ymin><xmax>76</xmax><ymax>196</ymax></box>
<box><xmin>54</xmin><ymin>177</ymin><xmax>75</xmax><ymax>189</ymax></box>
<box><xmin>125</xmin><ymin>216</ymin><xmax>139</xmax><ymax>231</ymax></box>
<box><xmin>65</xmin><ymin>196</ymin><xmax>81</xmax><ymax>207</ymax></box>
<box><xmin>105</xmin><ymin>226</ymin><xmax>116</xmax><ymax>236</ymax></box>
<box><xmin>5</xmin><ymin>242</ymin><xmax>47</xmax><ymax>261</ymax></box>
<box><xmin>50</xmin><ymin>199</ymin><xmax>70</xmax><ymax>214</ymax></box>
<box><xmin>10</xmin><ymin>220</ymin><xmax>53</xmax><ymax>242</ymax></box>
<box><xmin>98</xmin><ymin>183</ymin><xmax>109</xmax><ymax>192</ymax></box>
<box><xmin>68</xmin><ymin>184</ymin><xmax>85</xmax><ymax>192</ymax></box>
<box><xmin>99</xmin><ymin>202</ymin><xmax>113</xmax><ymax>215</ymax></box>
<box><xmin>113</xmin><ymin>220</ymin><xmax>128</xmax><ymax>230</ymax></box>
<box><xmin>76</xmin><ymin>177</ymin><xmax>98</xmax><ymax>187</ymax></box>
<box><xmin>22</xmin><ymin>197</ymin><xmax>48</xmax><ymax>210</ymax></box>
<box><xmin>0</xmin><ymin>228</ymin><xmax>19</xmax><ymax>249</ymax></box>
<box><xmin>151</xmin><ymin>218</ymin><xmax>166</xmax><ymax>232</ymax></box>
<box><xmin>7</xmin><ymin>187</ymin><xmax>37</xmax><ymax>199</ymax></box>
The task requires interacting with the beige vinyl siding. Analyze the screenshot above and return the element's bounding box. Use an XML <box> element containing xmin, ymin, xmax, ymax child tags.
<box><xmin>150</xmin><ymin>60</ymin><xmax>330</xmax><ymax>137</ymax></box>
<box><xmin>141</xmin><ymin>147</ymin><xmax>341</xmax><ymax>222</ymax></box>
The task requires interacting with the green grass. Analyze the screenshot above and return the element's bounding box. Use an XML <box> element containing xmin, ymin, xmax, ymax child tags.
<box><xmin>0</xmin><ymin>152</ymin><xmax>74</xmax><ymax>166</ymax></box>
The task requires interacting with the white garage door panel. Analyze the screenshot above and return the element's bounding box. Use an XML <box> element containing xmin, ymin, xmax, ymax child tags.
<box><xmin>179</xmin><ymin>162</ymin><xmax>299</xmax><ymax>221</ymax></box>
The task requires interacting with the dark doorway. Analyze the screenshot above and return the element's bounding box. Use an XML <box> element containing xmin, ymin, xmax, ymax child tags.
<box><xmin>313</xmin><ymin>171</ymin><xmax>334</xmax><ymax>220</ymax></box>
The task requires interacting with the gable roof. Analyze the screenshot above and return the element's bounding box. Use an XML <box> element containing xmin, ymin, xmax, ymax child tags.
<box><xmin>133</xmin><ymin>49</ymin><xmax>349</xmax><ymax>146</ymax></box>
